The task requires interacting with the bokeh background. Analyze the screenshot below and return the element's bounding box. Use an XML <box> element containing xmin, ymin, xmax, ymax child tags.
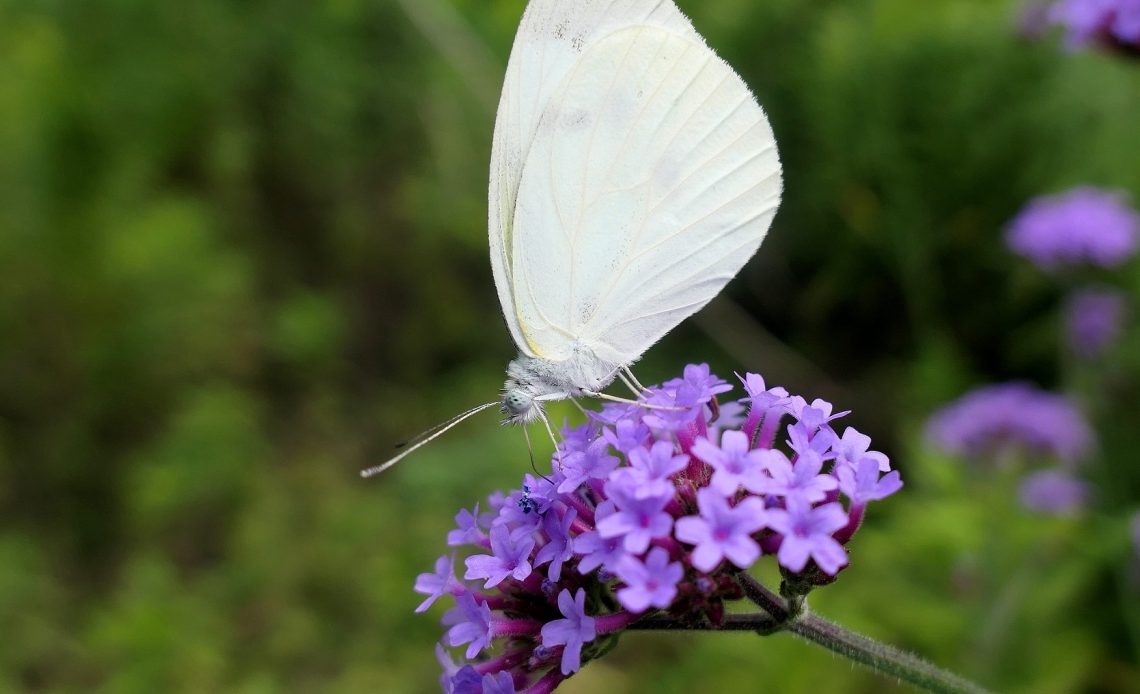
<box><xmin>2</xmin><ymin>0</ymin><xmax>1139</xmax><ymax>691</ymax></box>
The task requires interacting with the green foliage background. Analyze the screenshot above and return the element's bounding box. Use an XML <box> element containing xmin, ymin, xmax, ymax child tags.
<box><xmin>2</xmin><ymin>0</ymin><xmax>1139</xmax><ymax>691</ymax></box>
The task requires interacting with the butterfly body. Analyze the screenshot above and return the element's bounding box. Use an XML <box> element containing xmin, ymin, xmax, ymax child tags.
<box><xmin>501</xmin><ymin>348</ymin><xmax>619</xmax><ymax>424</ymax></box>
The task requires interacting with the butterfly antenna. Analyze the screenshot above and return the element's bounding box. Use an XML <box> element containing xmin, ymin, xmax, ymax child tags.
<box><xmin>360</xmin><ymin>401</ymin><xmax>498</xmax><ymax>478</ymax></box>
<box><xmin>522</xmin><ymin>424</ymin><xmax>555</xmax><ymax>484</ymax></box>
<box><xmin>535</xmin><ymin>408</ymin><xmax>564</xmax><ymax>471</ymax></box>
<box><xmin>391</xmin><ymin>401</ymin><xmax>494</xmax><ymax>450</ymax></box>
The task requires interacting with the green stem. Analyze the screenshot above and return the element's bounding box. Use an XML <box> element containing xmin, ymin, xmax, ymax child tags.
<box><xmin>788</xmin><ymin>612</ymin><xmax>991</xmax><ymax>694</ymax></box>
<box><xmin>733</xmin><ymin>573</ymin><xmax>991</xmax><ymax>694</ymax></box>
<box><xmin>629</xmin><ymin>613</ymin><xmax>781</xmax><ymax>632</ymax></box>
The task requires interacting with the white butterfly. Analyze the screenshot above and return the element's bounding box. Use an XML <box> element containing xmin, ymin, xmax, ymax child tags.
<box><xmin>363</xmin><ymin>0</ymin><xmax>781</xmax><ymax>477</ymax></box>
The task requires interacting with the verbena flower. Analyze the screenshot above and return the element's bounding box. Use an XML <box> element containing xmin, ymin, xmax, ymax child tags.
<box><xmin>1045</xmin><ymin>0</ymin><xmax>1140</xmax><ymax>51</ymax></box>
<box><xmin>1005</xmin><ymin>187</ymin><xmax>1140</xmax><ymax>269</ymax></box>
<box><xmin>418</xmin><ymin>364</ymin><xmax>902</xmax><ymax>692</ymax></box>
<box><xmin>1064</xmin><ymin>288</ymin><xmax>1127</xmax><ymax>358</ymax></box>
<box><xmin>1018</xmin><ymin>469</ymin><xmax>1090</xmax><ymax>515</ymax></box>
<box><xmin>925</xmin><ymin>382</ymin><xmax>1094</xmax><ymax>465</ymax></box>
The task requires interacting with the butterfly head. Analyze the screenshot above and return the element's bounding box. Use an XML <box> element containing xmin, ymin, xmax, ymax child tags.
<box><xmin>501</xmin><ymin>386</ymin><xmax>542</xmax><ymax>424</ymax></box>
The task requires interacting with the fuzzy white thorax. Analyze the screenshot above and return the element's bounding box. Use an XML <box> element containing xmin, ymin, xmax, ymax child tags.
<box><xmin>501</xmin><ymin>346</ymin><xmax>620</xmax><ymax>424</ymax></box>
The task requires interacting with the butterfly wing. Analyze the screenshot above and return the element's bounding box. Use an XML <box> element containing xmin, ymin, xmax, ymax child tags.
<box><xmin>489</xmin><ymin>0</ymin><xmax>700</xmax><ymax>359</ymax></box>
<box><xmin>491</xmin><ymin>0</ymin><xmax>781</xmax><ymax>365</ymax></box>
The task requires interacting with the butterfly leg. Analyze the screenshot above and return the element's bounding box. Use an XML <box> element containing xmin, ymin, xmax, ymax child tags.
<box><xmin>622</xmin><ymin>366</ymin><xmax>652</xmax><ymax>394</ymax></box>
<box><xmin>617</xmin><ymin>370</ymin><xmax>652</xmax><ymax>399</ymax></box>
<box><xmin>583</xmin><ymin>390</ymin><xmax>686</xmax><ymax>412</ymax></box>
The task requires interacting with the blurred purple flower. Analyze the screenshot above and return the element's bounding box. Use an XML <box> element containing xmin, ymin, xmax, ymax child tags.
<box><xmin>1046</xmin><ymin>0</ymin><xmax>1140</xmax><ymax>48</ymax></box>
<box><xmin>1018</xmin><ymin>469</ymin><xmax>1090</xmax><ymax>515</ymax></box>
<box><xmin>1064</xmin><ymin>288</ymin><xmax>1127</xmax><ymax>358</ymax></box>
<box><xmin>1006</xmin><ymin>187</ymin><xmax>1140</xmax><ymax>269</ymax></box>
<box><xmin>540</xmin><ymin>589</ymin><xmax>597</xmax><ymax>675</ymax></box>
<box><xmin>926</xmin><ymin>382</ymin><xmax>1094</xmax><ymax>464</ymax></box>
<box><xmin>614</xmin><ymin>547</ymin><xmax>684</xmax><ymax>612</ymax></box>
<box><xmin>480</xmin><ymin>671</ymin><xmax>518</xmax><ymax>694</ymax></box>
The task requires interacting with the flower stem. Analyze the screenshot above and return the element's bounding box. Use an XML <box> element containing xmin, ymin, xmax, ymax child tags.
<box><xmin>788</xmin><ymin>613</ymin><xmax>991</xmax><ymax>694</ymax></box>
<box><xmin>628</xmin><ymin>613</ymin><xmax>780</xmax><ymax>631</ymax></box>
<box><xmin>734</xmin><ymin>572</ymin><xmax>990</xmax><ymax>694</ymax></box>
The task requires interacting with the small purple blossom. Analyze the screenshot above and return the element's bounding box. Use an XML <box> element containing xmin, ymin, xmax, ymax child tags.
<box><xmin>766</xmin><ymin>499</ymin><xmax>850</xmax><ymax>575</ymax></box>
<box><xmin>740</xmin><ymin>372</ymin><xmax>790</xmax><ymax>411</ymax></box>
<box><xmin>557</xmin><ymin>437</ymin><xmax>620</xmax><ymax>493</ymax></box>
<box><xmin>443</xmin><ymin>593</ymin><xmax>494</xmax><ymax>659</ymax></box>
<box><xmin>610</xmin><ymin>440</ymin><xmax>688</xmax><ymax>498</ymax></box>
<box><xmin>449</xmin><ymin>665</ymin><xmax>484</xmax><ymax>694</ymax></box>
<box><xmin>837</xmin><ymin>456</ymin><xmax>903</xmax><ymax>505</ymax></box>
<box><xmin>480</xmin><ymin>671</ymin><xmax>518</xmax><ymax>694</ymax></box>
<box><xmin>464</xmin><ymin>525</ymin><xmax>535</xmax><ymax>588</ymax></box>
<box><xmin>756</xmin><ymin>449</ymin><xmax>839</xmax><ymax>503</ymax></box>
<box><xmin>540</xmin><ymin>589</ymin><xmax>597</xmax><ymax>675</ymax></box>
<box><xmin>786</xmin><ymin>395</ymin><xmax>848</xmax><ymax>432</ymax></box>
<box><xmin>926</xmin><ymin>382</ymin><xmax>1094</xmax><ymax>464</ymax></box>
<box><xmin>833</xmin><ymin>427</ymin><xmax>891</xmax><ymax>472</ymax></box>
<box><xmin>675</xmin><ymin>488</ymin><xmax>768</xmax><ymax>572</ymax></box>
<box><xmin>414</xmin><ymin>553</ymin><xmax>461</xmax><ymax>613</ymax></box>
<box><xmin>692</xmin><ymin>430</ymin><xmax>770</xmax><ymax>496</ymax></box>
<box><xmin>573</xmin><ymin>501</ymin><xmax>627</xmax><ymax>575</ymax></box>
<box><xmin>641</xmin><ymin>382</ymin><xmax>704</xmax><ymax>431</ymax></box>
<box><xmin>602</xmin><ymin>418</ymin><xmax>651</xmax><ymax>454</ymax></box>
<box><xmin>1005</xmin><ymin>187</ymin><xmax>1140</xmax><ymax>269</ymax></box>
<box><xmin>614</xmin><ymin>547</ymin><xmax>683</xmax><ymax>612</ymax></box>
<box><xmin>1065</xmin><ymin>288</ymin><xmax>1127</xmax><ymax>358</ymax></box>
<box><xmin>1018</xmin><ymin>469</ymin><xmax>1090</xmax><ymax>516</ymax></box>
<box><xmin>448</xmin><ymin>503</ymin><xmax>486</xmax><ymax>547</ymax></box>
<box><xmin>534</xmin><ymin>508</ymin><xmax>577</xmax><ymax>582</ymax></box>
<box><xmin>673</xmin><ymin>363</ymin><xmax>734</xmax><ymax>402</ymax></box>
<box><xmin>597</xmin><ymin>479</ymin><xmax>674</xmax><ymax>554</ymax></box>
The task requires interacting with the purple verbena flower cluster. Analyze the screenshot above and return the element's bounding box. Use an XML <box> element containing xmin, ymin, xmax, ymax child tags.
<box><xmin>925</xmin><ymin>382</ymin><xmax>1094</xmax><ymax>465</ymax></box>
<box><xmin>417</xmin><ymin>365</ymin><xmax>902</xmax><ymax>693</ymax></box>
<box><xmin>1005</xmin><ymin>187</ymin><xmax>1140</xmax><ymax>269</ymax></box>
<box><xmin>1046</xmin><ymin>0</ymin><xmax>1140</xmax><ymax>50</ymax></box>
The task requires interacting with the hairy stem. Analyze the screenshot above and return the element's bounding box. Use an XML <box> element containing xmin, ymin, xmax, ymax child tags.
<box><xmin>732</xmin><ymin>572</ymin><xmax>991</xmax><ymax>694</ymax></box>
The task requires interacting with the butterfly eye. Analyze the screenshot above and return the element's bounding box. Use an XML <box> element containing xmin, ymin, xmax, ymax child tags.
<box><xmin>504</xmin><ymin>390</ymin><xmax>533</xmax><ymax>416</ymax></box>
